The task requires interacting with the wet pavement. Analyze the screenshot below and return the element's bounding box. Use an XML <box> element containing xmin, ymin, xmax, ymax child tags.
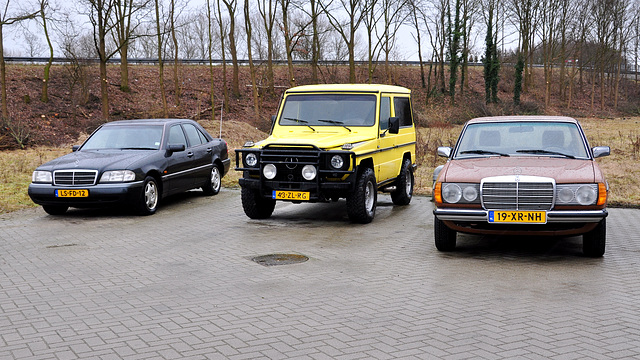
<box><xmin>2</xmin><ymin>189</ymin><xmax>640</xmax><ymax>359</ymax></box>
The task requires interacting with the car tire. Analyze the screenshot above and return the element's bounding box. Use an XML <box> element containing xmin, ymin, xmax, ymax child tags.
<box><xmin>434</xmin><ymin>217</ymin><xmax>456</xmax><ymax>251</ymax></box>
<box><xmin>42</xmin><ymin>205</ymin><xmax>68</xmax><ymax>215</ymax></box>
<box><xmin>583</xmin><ymin>218</ymin><xmax>606</xmax><ymax>257</ymax></box>
<box><xmin>391</xmin><ymin>158</ymin><xmax>414</xmax><ymax>206</ymax></box>
<box><xmin>137</xmin><ymin>176</ymin><xmax>159</xmax><ymax>215</ymax></box>
<box><xmin>202</xmin><ymin>164</ymin><xmax>222</xmax><ymax>196</ymax></box>
<box><xmin>241</xmin><ymin>187</ymin><xmax>276</xmax><ymax>219</ymax></box>
<box><xmin>346</xmin><ymin>168</ymin><xmax>377</xmax><ymax>224</ymax></box>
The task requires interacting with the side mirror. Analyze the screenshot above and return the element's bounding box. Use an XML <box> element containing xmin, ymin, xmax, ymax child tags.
<box><xmin>437</xmin><ymin>146</ymin><xmax>452</xmax><ymax>158</ymax></box>
<box><xmin>592</xmin><ymin>146</ymin><xmax>610</xmax><ymax>159</ymax></box>
<box><xmin>167</xmin><ymin>144</ymin><xmax>186</xmax><ymax>154</ymax></box>
<box><xmin>388</xmin><ymin>117</ymin><xmax>400</xmax><ymax>134</ymax></box>
<box><xmin>72</xmin><ymin>145</ymin><xmax>80</xmax><ymax>152</ymax></box>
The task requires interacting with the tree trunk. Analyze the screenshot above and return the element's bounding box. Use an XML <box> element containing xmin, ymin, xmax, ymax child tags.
<box><xmin>0</xmin><ymin>25</ymin><xmax>8</xmax><ymax>121</ymax></box>
<box><xmin>41</xmin><ymin>5</ymin><xmax>54</xmax><ymax>103</ymax></box>
<box><xmin>155</xmin><ymin>0</ymin><xmax>168</xmax><ymax>118</ymax></box>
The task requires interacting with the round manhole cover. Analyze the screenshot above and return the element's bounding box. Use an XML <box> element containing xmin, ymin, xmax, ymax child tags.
<box><xmin>252</xmin><ymin>253</ymin><xmax>309</xmax><ymax>266</ymax></box>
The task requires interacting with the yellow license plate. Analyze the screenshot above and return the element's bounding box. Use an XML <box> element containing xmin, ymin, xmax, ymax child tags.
<box><xmin>273</xmin><ymin>190</ymin><xmax>310</xmax><ymax>201</ymax></box>
<box><xmin>56</xmin><ymin>189</ymin><xmax>89</xmax><ymax>198</ymax></box>
<box><xmin>489</xmin><ymin>210</ymin><xmax>546</xmax><ymax>224</ymax></box>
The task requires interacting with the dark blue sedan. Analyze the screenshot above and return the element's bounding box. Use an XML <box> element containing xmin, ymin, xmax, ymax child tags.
<box><xmin>28</xmin><ymin>119</ymin><xmax>230</xmax><ymax>215</ymax></box>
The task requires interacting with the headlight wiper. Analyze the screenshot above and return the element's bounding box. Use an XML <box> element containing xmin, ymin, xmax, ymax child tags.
<box><xmin>459</xmin><ymin>149</ymin><xmax>510</xmax><ymax>157</ymax></box>
<box><xmin>516</xmin><ymin>149</ymin><xmax>575</xmax><ymax>159</ymax></box>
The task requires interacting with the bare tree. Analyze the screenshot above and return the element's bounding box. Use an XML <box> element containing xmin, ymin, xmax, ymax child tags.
<box><xmin>407</xmin><ymin>0</ymin><xmax>426</xmax><ymax>87</ymax></box>
<box><xmin>35</xmin><ymin>0</ymin><xmax>55</xmax><ymax>103</ymax></box>
<box><xmin>320</xmin><ymin>0</ymin><xmax>367</xmax><ymax>82</ymax></box>
<box><xmin>221</xmin><ymin>0</ymin><xmax>240</xmax><ymax>97</ymax></box>
<box><xmin>362</xmin><ymin>0</ymin><xmax>382</xmax><ymax>83</ymax></box>
<box><xmin>244</xmin><ymin>0</ymin><xmax>259</xmax><ymax>118</ymax></box>
<box><xmin>154</xmin><ymin>0</ymin><xmax>168</xmax><ymax>117</ymax></box>
<box><xmin>216</xmin><ymin>0</ymin><xmax>230</xmax><ymax>112</ymax></box>
<box><xmin>258</xmin><ymin>0</ymin><xmax>277</xmax><ymax>91</ymax></box>
<box><xmin>380</xmin><ymin>0</ymin><xmax>408</xmax><ymax>83</ymax></box>
<box><xmin>0</xmin><ymin>1</ymin><xmax>39</xmax><ymax>121</ymax></box>
<box><xmin>508</xmin><ymin>0</ymin><xmax>538</xmax><ymax>92</ymax></box>
<box><xmin>113</xmin><ymin>0</ymin><xmax>149</xmax><ymax>93</ymax></box>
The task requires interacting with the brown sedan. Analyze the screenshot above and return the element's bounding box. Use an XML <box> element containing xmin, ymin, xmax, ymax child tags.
<box><xmin>432</xmin><ymin>116</ymin><xmax>610</xmax><ymax>257</ymax></box>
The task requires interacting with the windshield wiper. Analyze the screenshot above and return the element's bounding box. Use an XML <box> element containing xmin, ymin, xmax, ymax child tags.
<box><xmin>318</xmin><ymin>119</ymin><xmax>352</xmax><ymax>132</ymax></box>
<box><xmin>282</xmin><ymin>117</ymin><xmax>316</xmax><ymax>131</ymax></box>
<box><xmin>516</xmin><ymin>149</ymin><xmax>575</xmax><ymax>159</ymax></box>
<box><xmin>459</xmin><ymin>149</ymin><xmax>510</xmax><ymax>157</ymax></box>
<box><xmin>120</xmin><ymin>147</ymin><xmax>157</xmax><ymax>150</ymax></box>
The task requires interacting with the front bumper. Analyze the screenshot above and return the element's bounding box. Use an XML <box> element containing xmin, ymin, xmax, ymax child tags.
<box><xmin>28</xmin><ymin>181</ymin><xmax>144</xmax><ymax>208</ymax></box>
<box><xmin>433</xmin><ymin>208</ymin><xmax>608</xmax><ymax>223</ymax></box>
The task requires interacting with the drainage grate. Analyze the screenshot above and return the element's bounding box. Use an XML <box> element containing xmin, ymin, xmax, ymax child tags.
<box><xmin>251</xmin><ymin>253</ymin><xmax>309</xmax><ymax>266</ymax></box>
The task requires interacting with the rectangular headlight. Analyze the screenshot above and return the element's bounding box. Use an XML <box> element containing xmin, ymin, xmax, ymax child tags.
<box><xmin>32</xmin><ymin>170</ymin><xmax>52</xmax><ymax>183</ymax></box>
<box><xmin>100</xmin><ymin>170</ymin><xmax>136</xmax><ymax>183</ymax></box>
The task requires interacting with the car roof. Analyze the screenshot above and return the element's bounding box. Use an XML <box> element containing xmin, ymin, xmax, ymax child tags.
<box><xmin>102</xmin><ymin>119</ymin><xmax>194</xmax><ymax>126</ymax></box>
<box><xmin>285</xmin><ymin>83</ymin><xmax>411</xmax><ymax>95</ymax></box>
<box><xmin>466</xmin><ymin>116</ymin><xmax>580</xmax><ymax>125</ymax></box>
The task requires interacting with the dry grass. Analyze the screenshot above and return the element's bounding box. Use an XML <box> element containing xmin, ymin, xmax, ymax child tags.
<box><xmin>2</xmin><ymin>117</ymin><xmax>638</xmax><ymax>214</ymax></box>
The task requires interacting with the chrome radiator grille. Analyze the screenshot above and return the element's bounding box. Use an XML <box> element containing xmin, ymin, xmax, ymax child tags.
<box><xmin>53</xmin><ymin>170</ymin><xmax>98</xmax><ymax>186</ymax></box>
<box><xmin>482</xmin><ymin>182</ymin><xmax>554</xmax><ymax>210</ymax></box>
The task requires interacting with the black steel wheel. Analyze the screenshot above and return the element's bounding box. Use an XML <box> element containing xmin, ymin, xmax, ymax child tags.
<box><xmin>583</xmin><ymin>218</ymin><xmax>606</xmax><ymax>257</ymax></box>
<box><xmin>391</xmin><ymin>158</ymin><xmax>414</xmax><ymax>206</ymax></box>
<box><xmin>241</xmin><ymin>187</ymin><xmax>276</xmax><ymax>219</ymax></box>
<box><xmin>434</xmin><ymin>217</ymin><xmax>456</xmax><ymax>251</ymax></box>
<box><xmin>346</xmin><ymin>168</ymin><xmax>377</xmax><ymax>224</ymax></box>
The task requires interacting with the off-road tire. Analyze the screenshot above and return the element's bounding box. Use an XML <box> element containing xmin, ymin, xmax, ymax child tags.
<box><xmin>241</xmin><ymin>187</ymin><xmax>276</xmax><ymax>219</ymax></box>
<box><xmin>583</xmin><ymin>218</ymin><xmax>606</xmax><ymax>257</ymax></box>
<box><xmin>136</xmin><ymin>176</ymin><xmax>159</xmax><ymax>215</ymax></box>
<box><xmin>391</xmin><ymin>158</ymin><xmax>414</xmax><ymax>205</ymax></box>
<box><xmin>202</xmin><ymin>164</ymin><xmax>222</xmax><ymax>195</ymax></box>
<box><xmin>434</xmin><ymin>217</ymin><xmax>457</xmax><ymax>251</ymax></box>
<box><xmin>42</xmin><ymin>205</ymin><xmax>68</xmax><ymax>215</ymax></box>
<box><xmin>346</xmin><ymin>168</ymin><xmax>377</xmax><ymax>224</ymax></box>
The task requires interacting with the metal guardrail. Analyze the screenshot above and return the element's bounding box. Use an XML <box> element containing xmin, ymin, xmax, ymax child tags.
<box><xmin>6</xmin><ymin>57</ymin><xmax>638</xmax><ymax>77</ymax></box>
<box><xmin>4</xmin><ymin>56</ymin><xmax>483</xmax><ymax>67</ymax></box>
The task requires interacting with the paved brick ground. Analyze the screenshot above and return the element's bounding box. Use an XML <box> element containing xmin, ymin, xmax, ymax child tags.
<box><xmin>2</xmin><ymin>189</ymin><xmax>640</xmax><ymax>359</ymax></box>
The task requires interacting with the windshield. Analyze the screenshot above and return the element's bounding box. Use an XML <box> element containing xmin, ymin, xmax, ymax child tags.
<box><xmin>82</xmin><ymin>125</ymin><xmax>164</xmax><ymax>150</ymax></box>
<box><xmin>454</xmin><ymin>121</ymin><xmax>589</xmax><ymax>159</ymax></box>
<box><xmin>279</xmin><ymin>94</ymin><xmax>377</xmax><ymax>127</ymax></box>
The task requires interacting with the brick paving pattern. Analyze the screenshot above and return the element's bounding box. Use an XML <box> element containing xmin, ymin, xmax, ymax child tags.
<box><xmin>1</xmin><ymin>189</ymin><xmax>640</xmax><ymax>359</ymax></box>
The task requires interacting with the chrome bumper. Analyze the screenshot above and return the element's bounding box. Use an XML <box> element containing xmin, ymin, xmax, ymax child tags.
<box><xmin>433</xmin><ymin>208</ymin><xmax>608</xmax><ymax>223</ymax></box>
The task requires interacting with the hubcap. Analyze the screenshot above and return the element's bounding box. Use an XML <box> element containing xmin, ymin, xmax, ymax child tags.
<box><xmin>406</xmin><ymin>172</ymin><xmax>413</xmax><ymax>195</ymax></box>
<box><xmin>365</xmin><ymin>181</ymin><xmax>375</xmax><ymax>213</ymax></box>
<box><xmin>145</xmin><ymin>181</ymin><xmax>158</xmax><ymax>210</ymax></box>
<box><xmin>211</xmin><ymin>167</ymin><xmax>221</xmax><ymax>191</ymax></box>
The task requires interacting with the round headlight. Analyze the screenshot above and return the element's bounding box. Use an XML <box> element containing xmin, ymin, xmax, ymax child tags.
<box><xmin>330</xmin><ymin>155</ymin><xmax>344</xmax><ymax>169</ymax></box>
<box><xmin>557</xmin><ymin>187</ymin><xmax>574</xmax><ymax>203</ymax></box>
<box><xmin>576</xmin><ymin>185</ymin><xmax>597</xmax><ymax>205</ymax></box>
<box><xmin>442</xmin><ymin>184</ymin><xmax>462</xmax><ymax>203</ymax></box>
<box><xmin>263</xmin><ymin>164</ymin><xmax>277</xmax><ymax>179</ymax></box>
<box><xmin>245</xmin><ymin>153</ymin><xmax>258</xmax><ymax>167</ymax></box>
<box><xmin>462</xmin><ymin>186</ymin><xmax>478</xmax><ymax>202</ymax></box>
<box><xmin>301</xmin><ymin>165</ymin><xmax>317</xmax><ymax>180</ymax></box>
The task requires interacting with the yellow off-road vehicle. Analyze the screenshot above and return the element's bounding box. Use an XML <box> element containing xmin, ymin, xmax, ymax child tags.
<box><xmin>236</xmin><ymin>84</ymin><xmax>417</xmax><ymax>223</ymax></box>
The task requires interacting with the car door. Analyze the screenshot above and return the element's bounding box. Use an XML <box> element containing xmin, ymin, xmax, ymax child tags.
<box><xmin>182</xmin><ymin>123</ymin><xmax>212</xmax><ymax>188</ymax></box>
<box><xmin>376</xmin><ymin>95</ymin><xmax>394</xmax><ymax>182</ymax></box>
<box><xmin>378</xmin><ymin>95</ymin><xmax>413</xmax><ymax>182</ymax></box>
<box><xmin>164</xmin><ymin>124</ymin><xmax>194</xmax><ymax>194</ymax></box>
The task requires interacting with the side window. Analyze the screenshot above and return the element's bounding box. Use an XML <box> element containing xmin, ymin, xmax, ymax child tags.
<box><xmin>379</xmin><ymin>96</ymin><xmax>391</xmax><ymax>131</ymax></box>
<box><xmin>393</xmin><ymin>97</ymin><xmax>413</xmax><ymax>127</ymax></box>
<box><xmin>183</xmin><ymin>123</ymin><xmax>204</xmax><ymax>147</ymax></box>
<box><xmin>168</xmin><ymin>125</ymin><xmax>187</xmax><ymax>147</ymax></box>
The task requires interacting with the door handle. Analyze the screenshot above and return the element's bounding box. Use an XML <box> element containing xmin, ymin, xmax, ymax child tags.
<box><xmin>187</xmin><ymin>152</ymin><xmax>194</xmax><ymax>157</ymax></box>
<box><xmin>206</xmin><ymin>148</ymin><xmax>212</xmax><ymax>153</ymax></box>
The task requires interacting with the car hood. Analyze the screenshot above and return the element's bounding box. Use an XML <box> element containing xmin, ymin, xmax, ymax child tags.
<box><xmin>441</xmin><ymin>156</ymin><xmax>597</xmax><ymax>183</ymax></box>
<box><xmin>261</xmin><ymin>131</ymin><xmax>376</xmax><ymax>150</ymax></box>
<box><xmin>37</xmin><ymin>150</ymin><xmax>155</xmax><ymax>171</ymax></box>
